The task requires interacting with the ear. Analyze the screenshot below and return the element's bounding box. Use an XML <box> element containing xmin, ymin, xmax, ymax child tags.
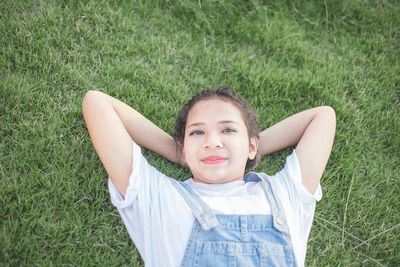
<box><xmin>248</xmin><ymin>137</ymin><xmax>258</xmax><ymax>160</ymax></box>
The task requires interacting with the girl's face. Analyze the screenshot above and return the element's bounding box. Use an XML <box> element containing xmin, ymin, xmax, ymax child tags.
<box><xmin>182</xmin><ymin>98</ymin><xmax>258</xmax><ymax>184</ymax></box>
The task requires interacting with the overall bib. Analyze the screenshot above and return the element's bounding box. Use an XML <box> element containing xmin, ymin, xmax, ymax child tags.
<box><xmin>172</xmin><ymin>172</ymin><xmax>297</xmax><ymax>267</ymax></box>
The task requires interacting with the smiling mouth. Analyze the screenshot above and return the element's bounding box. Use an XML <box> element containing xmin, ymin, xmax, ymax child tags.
<box><xmin>201</xmin><ymin>156</ymin><xmax>227</xmax><ymax>164</ymax></box>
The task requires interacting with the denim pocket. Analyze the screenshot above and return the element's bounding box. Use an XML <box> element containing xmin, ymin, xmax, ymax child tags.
<box><xmin>193</xmin><ymin>241</ymin><xmax>294</xmax><ymax>267</ymax></box>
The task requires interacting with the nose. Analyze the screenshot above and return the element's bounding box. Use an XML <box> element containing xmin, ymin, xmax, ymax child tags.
<box><xmin>203</xmin><ymin>132</ymin><xmax>223</xmax><ymax>149</ymax></box>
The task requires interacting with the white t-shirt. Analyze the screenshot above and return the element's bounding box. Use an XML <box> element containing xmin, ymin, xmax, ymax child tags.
<box><xmin>108</xmin><ymin>141</ymin><xmax>322</xmax><ymax>267</ymax></box>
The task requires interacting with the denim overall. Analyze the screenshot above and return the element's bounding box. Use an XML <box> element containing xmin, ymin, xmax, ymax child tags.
<box><xmin>172</xmin><ymin>172</ymin><xmax>296</xmax><ymax>267</ymax></box>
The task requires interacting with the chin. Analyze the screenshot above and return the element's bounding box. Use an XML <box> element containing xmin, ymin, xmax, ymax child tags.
<box><xmin>195</xmin><ymin>175</ymin><xmax>240</xmax><ymax>184</ymax></box>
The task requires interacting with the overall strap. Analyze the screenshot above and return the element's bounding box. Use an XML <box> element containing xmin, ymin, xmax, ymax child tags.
<box><xmin>247</xmin><ymin>172</ymin><xmax>289</xmax><ymax>234</ymax></box>
<box><xmin>171</xmin><ymin>180</ymin><xmax>219</xmax><ymax>231</ymax></box>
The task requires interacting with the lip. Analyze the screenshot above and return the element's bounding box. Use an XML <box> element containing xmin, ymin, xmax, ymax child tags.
<box><xmin>201</xmin><ymin>156</ymin><xmax>227</xmax><ymax>164</ymax></box>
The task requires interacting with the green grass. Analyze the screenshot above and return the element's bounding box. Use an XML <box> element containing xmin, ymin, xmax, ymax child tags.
<box><xmin>1</xmin><ymin>0</ymin><xmax>399</xmax><ymax>265</ymax></box>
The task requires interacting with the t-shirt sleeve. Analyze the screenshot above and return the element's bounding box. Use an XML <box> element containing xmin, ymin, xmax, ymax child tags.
<box><xmin>107</xmin><ymin>140</ymin><xmax>175</xmax><ymax>256</ymax></box>
<box><xmin>278</xmin><ymin>149</ymin><xmax>322</xmax><ymax>204</ymax></box>
<box><xmin>270</xmin><ymin>149</ymin><xmax>323</xmax><ymax>265</ymax></box>
<box><xmin>106</xmin><ymin>141</ymin><xmax>194</xmax><ymax>266</ymax></box>
<box><xmin>108</xmin><ymin>140</ymin><xmax>155</xmax><ymax>208</ymax></box>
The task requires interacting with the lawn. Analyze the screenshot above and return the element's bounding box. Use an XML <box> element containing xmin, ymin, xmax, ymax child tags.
<box><xmin>1</xmin><ymin>0</ymin><xmax>399</xmax><ymax>266</ymax></box>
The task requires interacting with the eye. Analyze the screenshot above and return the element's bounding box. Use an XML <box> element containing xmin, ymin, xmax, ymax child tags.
<box><xmin>222</xmin><ymin>128</ymin><xmax>237</xmax><ymax>133</ymax></box>
<box><xmin>189</xmin><ymin>130</ymin><xmax>204</xmax><ymax>136</ymax></box>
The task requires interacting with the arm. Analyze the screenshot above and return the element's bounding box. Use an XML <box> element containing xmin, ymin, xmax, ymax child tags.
<box><xmin>82</xmin><ymin>90</ymin><xmax>181</xmax><ymax>197</ymax></box>
<box><xmin>258</xmin><ymin>106</ymin><xmax>336</xmax><ymax>193</ymax></box>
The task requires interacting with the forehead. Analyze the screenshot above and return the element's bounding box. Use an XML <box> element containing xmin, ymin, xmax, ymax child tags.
<box><xmin>186</xmin><ymin>98</ymin><xmax>245</xmax><ymax>126</ymax></box>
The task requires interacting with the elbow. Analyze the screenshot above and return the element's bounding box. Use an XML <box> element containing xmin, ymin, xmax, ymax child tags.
<box><xmin>320</xmin><ymin>105</ymin><xmax>335</xmax><ymax>113</ymax></box>
<box><xmin>82</xmin><ymin>90</ymin><xmax>100</xmax><ymax>106</ymax></box>
<box><xmin>320</xmin><ymin>105</ymin><xmax>337</xmax><ymax>132</ymax></box>
<box><xmin>320</xmin><ymin>106</ymin><xmax>336</xmax><ymax>120</ymax></box>
<box><xmin>82</xmin><ymin>90</ymin><xmax>104</xmax><ymax>114</ymax></box>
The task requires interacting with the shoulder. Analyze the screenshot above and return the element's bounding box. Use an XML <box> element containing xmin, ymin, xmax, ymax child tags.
<box><xmin>258</xmin><ymin>150</ymin><xmax>323</xmax><ymax>203</ymax></box>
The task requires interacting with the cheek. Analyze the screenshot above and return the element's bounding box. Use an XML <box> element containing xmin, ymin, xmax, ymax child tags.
<box><xmin>234</xmin><ymin>139</ymin><xmax>251</xmax><ymax>159</ymax></box>
<box><xmin>183</xmin><ymin>140</ymin><xmax>197</xmax><ymax>160</ymax></box>
<box><xmin>232</xmin><ymin>134</ymin><xmax>249</xmax><ymax>148</ymax></box>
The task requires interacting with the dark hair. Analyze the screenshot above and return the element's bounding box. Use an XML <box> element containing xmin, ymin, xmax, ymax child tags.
<box><xmin>174</xmin><ymin>86</ymin><xmax>260</xmax><ymax>170</ymax></box>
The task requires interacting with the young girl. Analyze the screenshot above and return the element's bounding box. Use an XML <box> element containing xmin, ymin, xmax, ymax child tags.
<box><xmin>82</xmin><ymin>86</ymin><xmax>336</xmax><ymax>267</ymax></box>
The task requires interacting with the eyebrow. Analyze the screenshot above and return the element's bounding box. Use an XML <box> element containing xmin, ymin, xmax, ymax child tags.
<box><xmin>186</xmin><ymin>120</ymin><xmax>239</xmax><ymax>129</ymax></box>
